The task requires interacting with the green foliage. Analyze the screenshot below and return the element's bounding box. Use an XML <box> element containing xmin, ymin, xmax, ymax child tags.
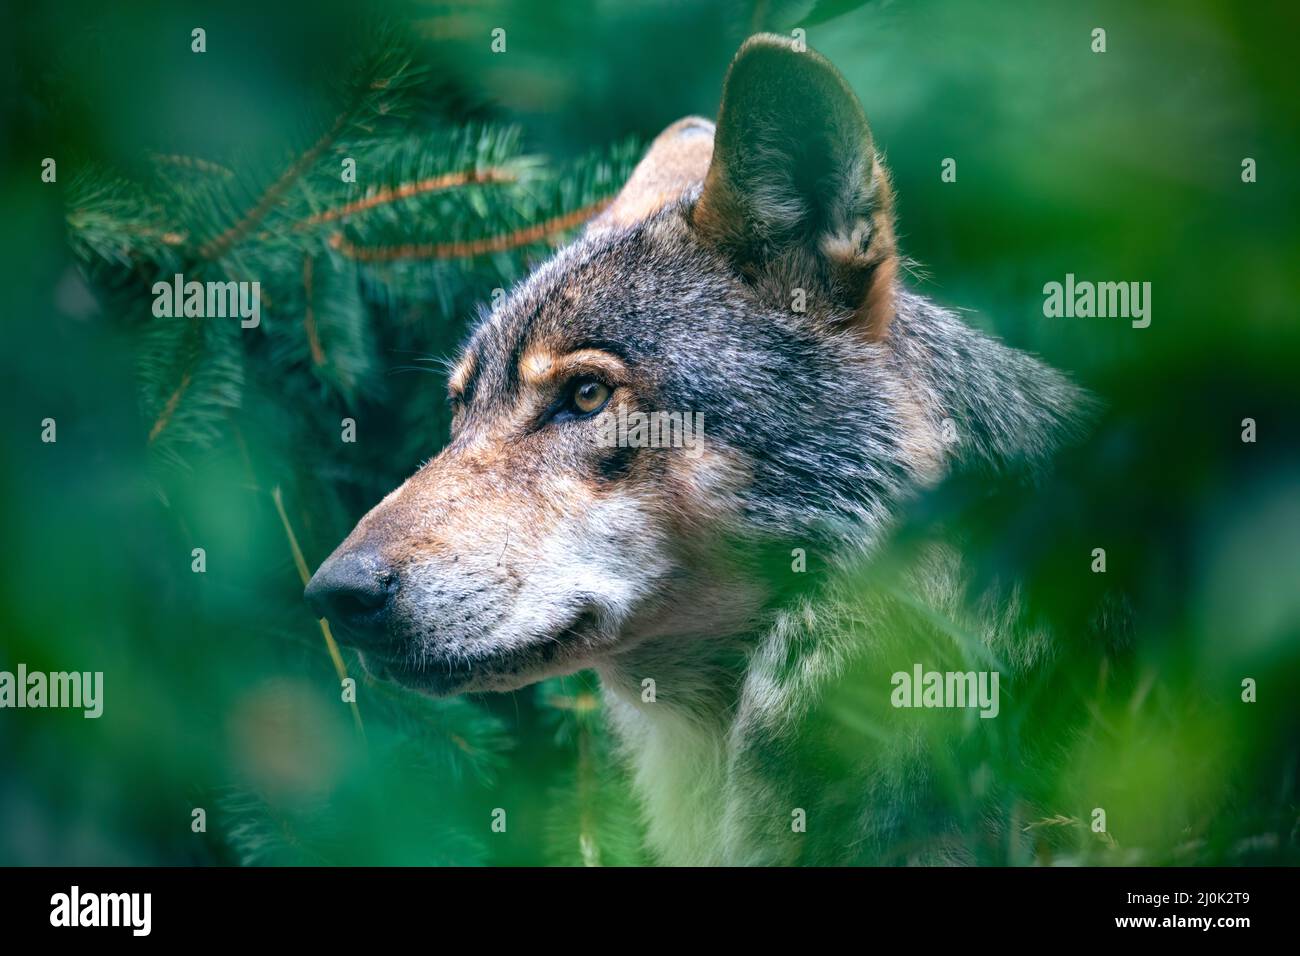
<box><xmin>4</xmin><ymin>0</ymin><xmax>1298</xmax><ymax>867</ymax></box>
<box><xmin>51</xmin><ymin>23</ymin><xmax>643</xmax><ymax>867</ymax></box>
<box><xmin>535</xmin><ymin>678</ymin><xmax>647</xmax><ymax>867</ymax></box>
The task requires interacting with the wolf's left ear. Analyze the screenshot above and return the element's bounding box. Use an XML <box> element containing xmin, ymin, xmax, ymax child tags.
<box><xmin>587</xmin><ymin>117</ymin><xmax>715</xmax><ymax>239</ymax></box>
<box><xmin>693</xmin><ymin>34</ymin><xmax>898</xmax><ymax>341</ymax></box>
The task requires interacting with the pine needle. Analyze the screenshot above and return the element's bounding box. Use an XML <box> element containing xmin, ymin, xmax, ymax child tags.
<box><xmin>272</xmin><ymin>485</ymin><xmax>365</xmax><ymax>741</ymax></box>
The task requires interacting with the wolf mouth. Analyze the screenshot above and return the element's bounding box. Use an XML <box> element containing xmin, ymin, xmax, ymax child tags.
<box><xmin>359</xmin><ymin>654</ymin><xmax>472</xmax><ymax>694</ymax></box>
<box><xmin>360</xmin><ymin>608</ymin><xmax>602</xmax><ymax>694</ymax></box>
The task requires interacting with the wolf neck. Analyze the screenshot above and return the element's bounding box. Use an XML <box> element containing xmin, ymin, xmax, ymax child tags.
<box><xmin>597</xmin><ymin>637</ymin><xmax>750</xmax><ymax>866</ymax></box>
<box><xmin>598</xmin><ymin>292</ymin><xmax>1088</xmax><ymax>865</ymax></box>
<box><xmin>597</xmin><ymin>593</ymin><xmax>847</xmax><ymax>866</ymax></box>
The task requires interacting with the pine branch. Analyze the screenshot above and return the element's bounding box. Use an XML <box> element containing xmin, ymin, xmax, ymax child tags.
<box><xmin>298</xmin><ymin>167</ymin><xmax>517</xmax><ymax>228</ymax></box>
<box><xmin>329</xmin><ymin>197</ymin><xmax>611</xmax><ymax>262</ymax></box>
<box><xmin>538</xmin><ymin>677</ymin><xmax>646</xmax><ymax>866</ymax></box>
<box><xmin>150</xmin><ymin>153</ymin><xmax>235</xmax><ymax>178</ymax></box>
<box><xmin>263</xmin><ymin>249</ymin><xmax>377</xmax><ymax>401</ymax></box>
<box><xmin>148</xmin><ymin>369</ymin><xmax>192</xmax><ymax>443</ymax></box>
<box><xmin>301</xmin><ymin>255</ymin><xmax>325</xmax><ymax>365</ymax></box>
<box><xmin>136</xmin><ymin>306</ymin><xmax>243</xmax><ymax>465</ymax></box>
<box><xmin>217</xmin><ymin>787</ymin><xmax>346</xmax><ymax>866</ymax></box>
<box><xmin>191</xmin><ymin>28</ymin><xmax>433</xmax><ymax>262</ymax></box>
<box><xmin>65</xmin><ymin>170</ymin><xmax>185</xmax><ymax>267</ymax></box>
<box><xmin>362</xmin><ymin>676</ymin><xmax>512</xmax><ymax>786</ymax></box>
<box><xmin>198</xmin><ymin>112</ymin><xmax>352</xmax><ymax>261</ymax></box>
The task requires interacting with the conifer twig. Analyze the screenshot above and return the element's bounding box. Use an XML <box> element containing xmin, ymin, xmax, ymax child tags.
<box><xmin>272</xmin><ymin>485</ymin><xmax>366</xmax><ymax>740</ymax></box>
<box><xmin>151</xmin><ymin>153</ymin><xmax>235</xmax><ymax>178</ymax></box>
<box><xmin>577</xmin><ymin>717</ymin><xmax>599</xmax><ymax>866</ymax></box>
<box><xmin>298</xmin><ymin>168</ymin><xmax>517</xmax><ymax>228</ymax></box>
<box><xmin>302</xmin><ymin>255</ymin><xmax>326</xmax><ymax>366</ymax></box>
<box><xmin>148</xmin><ymin>371</ymin><xmax>192</xmax><ymax>443</ymax></box>
<box><xmin>199</xmin><ymin>112</ymin><xmax>352</xmax><ymax>261</ymax></box>
<box><xmin>328</xmin><ymin>197</ymin><xmax>611</xmax><ymax>262</ymax></box>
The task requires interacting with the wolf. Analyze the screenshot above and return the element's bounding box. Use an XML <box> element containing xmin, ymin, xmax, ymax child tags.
<box><xmin>305</xmin><ymin>34</ymin><xmax>1090</xmax><ymax>865</ymax></box>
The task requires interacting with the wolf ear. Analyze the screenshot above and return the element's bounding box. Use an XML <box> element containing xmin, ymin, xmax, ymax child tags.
<box><xmin>587</xmin><ymin>117</ymin><xmax>715</xmax><ymax>239</ymax></box>
<box><xmin>693</xmin><ymin>34</ymin><xmax>898</xmax><ymax>341</ymax></box>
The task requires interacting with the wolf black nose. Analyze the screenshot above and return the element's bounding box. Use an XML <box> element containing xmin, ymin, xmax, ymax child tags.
<box><xmin>304</xmin><ymin>549</ymin><xmax>396</xmax><ymax>643</ymax></box>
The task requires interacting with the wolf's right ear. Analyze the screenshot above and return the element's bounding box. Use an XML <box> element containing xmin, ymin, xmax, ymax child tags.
<box><xmin>693</xmin><ymin>34</ymin><xmax>899</xmax><ymax>341</ymax></box>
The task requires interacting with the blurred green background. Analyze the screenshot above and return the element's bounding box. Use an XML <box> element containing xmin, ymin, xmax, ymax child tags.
<box><xmin>1</xmin><ymin>0</ymin><xmax>1297</xmax><ymax>865</ymax></box>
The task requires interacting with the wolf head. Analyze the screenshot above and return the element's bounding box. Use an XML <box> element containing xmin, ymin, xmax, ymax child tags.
<box><xmin>305</xmin><ymin>35</ymin><xmax>1083</xmax><ymax>695</ymax></box>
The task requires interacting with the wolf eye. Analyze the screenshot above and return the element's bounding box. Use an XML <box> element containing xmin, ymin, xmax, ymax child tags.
<box><xmin>569</xmin><ymin>378</ymin><xmax>612</xmax><ymax>416</ymax></box>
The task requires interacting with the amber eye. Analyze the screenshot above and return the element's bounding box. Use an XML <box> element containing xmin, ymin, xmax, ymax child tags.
<box><xmin>571</xmin><ymin>378</ymin><xmax>612</xmax><ymax>415</ymax></box>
